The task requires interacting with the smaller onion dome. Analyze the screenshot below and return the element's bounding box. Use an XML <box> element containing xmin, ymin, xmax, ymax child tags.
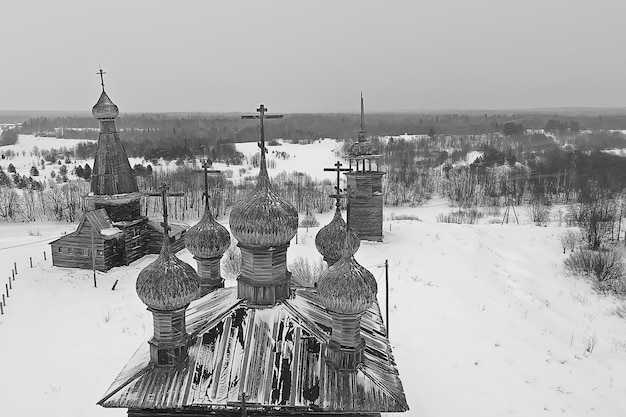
<box><xmin>315</xmin><ymin>207</ymin><xmax>360</xmax><ymax>263</ymax></box>
<box><xmin>317</xmin><ymin>254</ymin><xmax>377</xmax><ymax>315</ymax></box>
<box><xmin>185</xmin><ymin>208</ymin><xmax>231</xmax><ymax>259</ymax></box>
<box><xmin>136</xmin><ymin>244</ymin><xmax>201</xmax><ymax>311</ymax></box>
<box><xmin>92</xmin><ymin>90</ymin><xmax>119</xmax><ymax>120</ymax></box>
<box><xmin>230</xmin><ymin>164</ymin><xmax>298</xmax><ymax>248</ymax></box>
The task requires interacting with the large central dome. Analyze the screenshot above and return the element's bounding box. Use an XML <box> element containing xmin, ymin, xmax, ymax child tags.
<box><xmin>230</xmin><ymin>163</ymin><xmax>298</xmax><ymax>248</ymax></box>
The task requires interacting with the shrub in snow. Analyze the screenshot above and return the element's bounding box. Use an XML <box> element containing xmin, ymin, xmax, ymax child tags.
<box><xmin>288</xmin><ymin>256</ymin><xmax>327</xmax><ymax>285</ymax></box>
<box><xmin>527</xmin><ymin>198</ymin><xmax>551</xmax><ymax>226</ymax></box>
<box><xmin>299</xmin><ymin>213</ymin><xmax>319</xmax><ymax>228</ymax></box>
<box><xmin>436</xmin><ymin>208</ymin><xmax>483</xmax><ymax>224</ymax></box>
<box><xmin>564</xmin><ymin>248</ymin><xmax>626</xmax><ymax>296</ymax></box>
<box><xmin>7</xmin><ymin>163</ymin><xmax>15</xmax><ymax>173</ymax></box>
<box><xmin>221</xmin><ymin>244</ymin><xmax>241</xmax><ymax>280</ymax></box>
<box><xmin>30</xmin><ymin>166</ymin><xmax>39</xmax><ymax>177</ymax></box>
<box><xmin>559</xmin><ymin>230</ymin><xmax>579</xmax><ymax>254</ymax></box>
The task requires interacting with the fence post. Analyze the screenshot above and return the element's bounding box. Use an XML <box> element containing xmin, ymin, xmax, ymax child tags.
<box><xmin>0</xmin><ymin>300</ymin><xmax>3</xmax><ymax>314</ymax></box>
<box><xmin>5</xmin><ymin>284</ymin><xmax>9</xmax><ymax>298</ymax></box>
<box><xmin>30</xmin><ymin>257</ymin><xmax>32</xmax><ymax>268</ymax></box>
<box><xmin>8</xmin><ymin>278</ymin><xmax>11</xmax><ymax>290</ymax></box>
<box><xmin>44</xmin><ymin>251</ymin><xmax>47</xmax><ymax>261</ymax></box>
<box><xmin>2</xmin><ymin>293</ymin><xmax>5</xmax><ymax>306</ymax></box>
<box><xmin>11</xmin><ymin>270</ymin><xmax>14</xmax><ymax>281</ymax></box>
<box><xmin>13</xmin><ymin>262</ymin><xmax>17</xmax><ymax>275</ymax></box>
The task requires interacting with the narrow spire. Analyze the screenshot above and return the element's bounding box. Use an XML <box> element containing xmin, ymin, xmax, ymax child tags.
<box><xmin>358</xmin><ymin>93</ymin><xmax>366</xmax><ymax>142</ymax></box>
<box><xmin>360</xmin><ymin>92</ymin><xmax>365</xmax><ymax>130</ymax></box>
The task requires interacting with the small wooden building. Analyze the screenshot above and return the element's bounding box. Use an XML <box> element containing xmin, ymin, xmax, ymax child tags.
<box><xmin>345</xmin><ymin>94</ymin><xmax>384</xmax><ymax>242</ymax></box>
<box><xmin>50</xmin><ymin>209</ymin><xmax>123</xmax><ymax>271</ymax></box>
<box><xmin>145</xmin><ymin>219</ymin><xmax>187</xmax><ymax>254</ymax></box>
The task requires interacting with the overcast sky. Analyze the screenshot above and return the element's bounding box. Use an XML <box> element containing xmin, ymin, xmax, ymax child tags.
<box><xmin>1</xmin><ymin>0</ymin><xmax>625</xmax><ymax>113</ymax></box>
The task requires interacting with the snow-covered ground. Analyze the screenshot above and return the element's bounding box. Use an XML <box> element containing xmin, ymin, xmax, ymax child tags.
<box><xmin>0</xmin><ymin>136</ymin><xmax>625</xmax><ymax>417</ymax></box>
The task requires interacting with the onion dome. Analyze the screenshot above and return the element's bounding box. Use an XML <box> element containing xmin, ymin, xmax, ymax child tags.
<box><xmin>317</xmin><ymin>254</ymin><xmax>377</xmax><ymax>315</ymax></box>
<box><xmin>185</xmin><ymin>209</ymin><xmax>231</xmax><ymax>259</ymax></box>
<box><xmin>315</xmin><ymin>207</ymin><xmax>360</xmax><ymax>263</ymax></box>
<box><xmin>136</xmin><ymin>243</ymin><xmax>201</xmax><ymax>311</ymax></box>
<box><xmin>230</xmin><ymin>161</ymin><xmax>298</xmax><ymax>248</ymax></box>
<box><xmin>92</xmin><ymin>90</ymin><xmax>119</xmax><ymax>120</ymax></box>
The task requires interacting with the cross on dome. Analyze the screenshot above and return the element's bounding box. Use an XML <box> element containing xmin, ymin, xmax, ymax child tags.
<box><xmin>97</xmin><ymin>67</ymin><xmax>107</xmax><ymax>91</ymax></box>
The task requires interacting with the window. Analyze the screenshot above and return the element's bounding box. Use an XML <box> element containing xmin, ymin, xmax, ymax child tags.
<box><xmin>96</xmin><ymin>250</ymin><xmax>103</xmax><ymax>256</ymax></box>
<box><xmin>57</xmin><ymin>247</ymin><xmax>62</xmax><ymax>253</ymax></box>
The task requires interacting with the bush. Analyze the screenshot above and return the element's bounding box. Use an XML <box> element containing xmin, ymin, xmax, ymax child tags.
<box><xmin>299</xmin><ymin>213</ymin><xmax>319</xmax><ymax>228</ymax></box>
<box><xmin>527</xmin><ymin>199</ymin><xmax>551</xmax><ymax>226</ymax></box>
<box><xmin>289</xmin><ymin>256</ymin><xmax>327</xmax><ymax>285</ymax></box>
<box><xmin>564</xmin><ymin>248</ymin><xmax>626</xmax><ymax>295</ymax></box>
<box><xmin>7</xmin><ymin>163</ymin><xmax>15</xmax><ymax>173</ymax></box>
<box><xmin>221</xmin><ymin>244</ymin><xmax>241</xmax><ymax>280</ymax></box>
<box><xmin>390</xmin><ymin>213</ymin><xmax>420</xmax><ymax>221</ymax></box>
<box><xmin>559</xmin><ymin>230</ymin><xmax>578</xmax><ymax>254</ymax></box>
<box><xmin>29</xmin><ymin>166</ymin><xmax>39</xmax><ymax>177</ymax></box>
<box><xmin>436</xmin><ymin>208</ymin><xmax>483</xmax><ymax>224</ymax></box>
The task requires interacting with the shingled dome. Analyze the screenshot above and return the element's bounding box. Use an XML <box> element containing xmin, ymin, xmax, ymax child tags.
<box><xmin>317</xmin><ymin>253</ymin><xmax>377</xmax><ymax>315</ymax></box>
<box><xmin>185</xmin><ymin>209</ymin><xmax>230</xmax><ymax>259</ymax></box>
<box><xmin>315</xmin><ymin>207</ymin><xmax>360</xmax><ymax>264</ymax></box>
<box><xmin>230</xmin><ymin>163</ymin><xmax>297</xmax><ymax>248</ymax></box>
<box><xmin>136</xmin><ymin>243</ymin><xmax>201</xmax><ymax>311</ymax></box>
<box><xmin>92</xmin><ymin>90</ymin><xmax>119</xmax><ymax>120</ymax></box>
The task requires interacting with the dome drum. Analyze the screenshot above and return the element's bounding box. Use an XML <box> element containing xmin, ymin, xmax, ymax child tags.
<box><xmin>325</xmin><ymin>337</ymin><xmax>365</xmax><ymax>371</ymax></box>
<box><xmin>195</xmin><ymin>257</ymin><xmax>224</xmax><ymax>295</ymax></box>
<box><xmin>237</xmin><ymin>274</ymin><xmax>291</xmax><ymax>307</ymax></box>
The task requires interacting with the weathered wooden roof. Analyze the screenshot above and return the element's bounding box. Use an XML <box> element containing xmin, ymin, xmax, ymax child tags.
<box><xmin>50</xmin><ymin>209</ymin><xmax>122</xmax><ymax>245</ymax></box>
<box><xmin>99</xmin><ymin>287</ymin><xmax>408</xmax><ymax>413</ymax></box>
<box><xmin>146</xmin><ymin>219</ymin><xmax>187</xmax><ymax>237</ymax></box>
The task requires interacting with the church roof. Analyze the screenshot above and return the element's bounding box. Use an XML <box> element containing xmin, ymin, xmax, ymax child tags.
<box><xmin>98</xmin><ymin>287</ymin><xmax>408</xmax><ymax>413</ymax></box>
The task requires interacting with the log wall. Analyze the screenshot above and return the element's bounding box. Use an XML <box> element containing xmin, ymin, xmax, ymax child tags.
<box><xmin>345</xmin><ymin>172</ymin><xmax>384</xmax><ymax>242</ymax></box>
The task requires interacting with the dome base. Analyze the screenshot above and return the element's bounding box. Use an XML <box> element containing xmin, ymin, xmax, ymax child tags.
<box><xmin>237</xmin><ymin>274</ymin><xmax>291</xmax><ymax>306</ymax></box>
<box><xmin>195</xmin><ymin>257</ymin><xmax>224</xmax><ymax>296</ymax></box>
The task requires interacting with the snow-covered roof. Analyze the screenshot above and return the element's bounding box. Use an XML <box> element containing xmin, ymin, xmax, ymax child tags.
<box><xmin>99</xmin><ymin>287</ymin><xmax>408</xmax><ymax>413</ymax></box>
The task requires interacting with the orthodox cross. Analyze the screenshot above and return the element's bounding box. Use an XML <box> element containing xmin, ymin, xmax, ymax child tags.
<box><xmin>147</xmin><ymin>183</ymin><xmax>184</xmax><ymax>238</ymax></box>
<box><xmin>241</xmin><ymin>104</ymin><xmax>283</xmax><ymax>155</ymax></box>
<box><xmin>193</xmin><ymin>159</ymin><xmax>221</xmax><ymax>209</ymax></box>
<box><xmin>97</xmin><ymin>67</ymin><xmax>106</xmax><ymax>91</ymax></box>
<box><xmin>323</xmin><ymin>160</ymin><xmax>352</xmax><ymax>208</ymax></box>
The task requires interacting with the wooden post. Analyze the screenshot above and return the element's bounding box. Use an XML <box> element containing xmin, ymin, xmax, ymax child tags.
<box><xmin>30</xmin><ymin>257</ymin><xmax>32</xmax><ymax>268</ymax></box>
<box><xmin>91</xmin><ymin>224</ymin><xmax>97</xmax><ymax>288</ymax></box>
<box><xmin>13</xmin><ymin>262</ymin><xmax>16</xmax><ymax>275</ymax></box>
<box><xmin>111</xmin><ymin>280</ymin><xmax>118</xmax><ymax>291</ymax></box>
<box><xmin>11</xmin><ymin>270</ymin><xmax>14</xmax><ymax>281</ymax></box>
<box><xmin>0</xmin><ymin>300</ymin><xmax>3</xmax><ymax>314</ymax></box>
<box><xmin>44</xmin><ymin>251</ymin><xmax>46</xmax><ymax>261</ymax></box>
<box><xmin>8</xmin><ymin>277</ymin><xmax>11</xmax><ymax>290</ymax></box>
<box><xmin>5</xmin><ymin>283</ymin><xmax>9</xmax><ymax>298</ymax></box>
<box><xmin>2</xmin><ymin>293</ymin><xmax>5</xmax><ymax>306</ymax></box>
<box><xmin>385</xmin><ymin>259</ymin><xmax>389</xmax><ymax>337</ymax></box>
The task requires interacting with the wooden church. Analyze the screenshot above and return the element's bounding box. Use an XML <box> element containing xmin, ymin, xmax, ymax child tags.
<box><xmin>51</xmin><ymin>77</ymin><xmax>186</xmax><ymax>271</ymax></box>
<box><xmin>98</xmin><ymin>105</ymin><xmax>408</xmax><ymax>417</ymax></box>
<box><xmin>345</xmin><ymin>94</ymin><xmax>385</xmax><ymax>242</ymax></box>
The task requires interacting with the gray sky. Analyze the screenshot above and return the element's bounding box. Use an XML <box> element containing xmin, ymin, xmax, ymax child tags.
<box><xmin>1</xmin><ymin>0</ymin><xmax>625</xmax><ymax>113</ymax></box>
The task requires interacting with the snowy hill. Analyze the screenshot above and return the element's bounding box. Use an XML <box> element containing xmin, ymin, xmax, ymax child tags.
<box><xmin>0</xmin><ymin>136</ymin><xmax>625</xmax><ymax>416</ymax></box>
